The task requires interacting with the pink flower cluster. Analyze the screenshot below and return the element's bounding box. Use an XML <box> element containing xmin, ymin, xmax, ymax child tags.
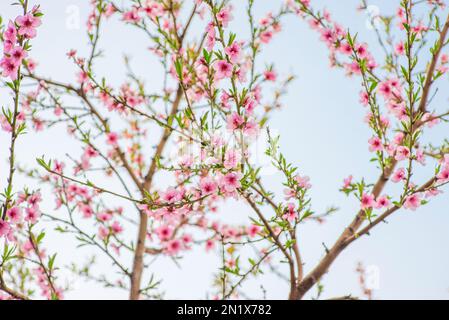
<box><xmin>34</xmin><ymin>266</ymin><xmax>64</xmax><ymax>299</ymax></box>
<box><xmin>153</xmin><ymin>218</ymin><xmax>260</xmax><ymax>256</ymax></box>
<box><xmin>0</xmin><ymin>191</ymin><xmax>42</xmax><ymax>240</ymax></box>
<box><xmin>360</xmin><ymin>193</ymin><xmax>390</xmax><ymax>211</ymax></box>
<box><xmin>0</xmin><ymin>8</ymin><xmax>41</xmax><ymax>80</ymax></box>
<box><xmin>290</xmin><ymin>1</ymin><xmax>377</xmax><ymax>74</ymax></box>
<box><xmin>48</xmin><ymin>162</ymin><xmax>126</xmax><ymax>243</ymax></box>
<box><xmin>284</xmin><ymin>175</ymin><xmax>311</xmax><ymax>200</ymax></box>
<box><xmin>122</xmin><ymin>1</ymin><xmax>164</xmax><ymax>23</ymax></box>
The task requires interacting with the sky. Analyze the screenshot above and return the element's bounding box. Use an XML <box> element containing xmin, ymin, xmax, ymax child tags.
<box><xmin>1</xmin><ymin>0</ymin><xmax>449</xmax><ymax>300</ymax></box>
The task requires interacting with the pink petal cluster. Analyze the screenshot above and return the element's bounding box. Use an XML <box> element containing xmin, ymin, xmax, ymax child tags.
<box><xmin>0</xmin><ymin>9</ymin><xmax>41</xmax><ymax>80</ymax></box>
<box><xmin>403</xmin><ymin>194</ymin><xmax>422</xmax><ymax>211</ymax></box>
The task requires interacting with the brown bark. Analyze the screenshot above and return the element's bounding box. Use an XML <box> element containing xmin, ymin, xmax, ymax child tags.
<box><xmin>129</xmin><ymin>211</ymin><xmax>148</xmax><ymax>300</ymax></box>
<box><xmin>129</xmin><ymin>86</ymin><xmax>182</xmax><ymax>300</ymax></box>
<box><xmin>293</xmin><ymin>12</ymin><xmax>449</xmax><ymax>299</ymax></box>
<box><xmin>294</xmin><ymin>159</ymin><xmax>397</xmax><ymax>299</ymax></box>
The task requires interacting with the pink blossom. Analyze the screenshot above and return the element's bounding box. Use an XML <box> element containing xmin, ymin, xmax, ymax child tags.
<box><xmin>166</xmin><ymin>239</ymin><xmax>182</xmax><ymax>255</ymax></box>
<box><xmin>181</xmin><ymin>234</ymin><xmax>193</xmax><ymax>246</ymax></box>
<box><xmin>283</xmin><ymin>203</ymin><xmax>297</xmax><ymax>222</ymax></box>
<box><xmin>16</xmin><ymin>13</ymin><xmax>41</xmax><ymax>39</ymax></box>
<box><xmin>221</xmin><ymin>172</ymin><xmax>242</xmax><ymax>193</ymax></box>
<box><xmin>217</xmin><ymin>7</ymin><xmax>233</xmax><ymax>27</ymax></box>
<box><xmin>368</xmin><ymin>136</ymin><xmax>383</xmax><ymax>152</ymax></box>
<box><xmin>25</xmin><ymin>207</ymin><xmax>40</xmax><ymax>223</ymax></box>
<box><xmin>22</xmin><ymin>240</ymin><xmax>34</xmax><ymax>255</ymax></box>
<box><xmin>378</xmin><ymin>81</ymin><xmax>393</xmax><ymax>99</ymax></box>
<box><xmin>97</xmin><ymin>212</ymin><xmax>112</xmax><ymax>222</ymax></box>
<box><xmin>161</xmin><ymin>187</ymin><xmax>182</xmax><ymax>204</ymax></box>
<box><xmin>53</xmin><ymin>105</ymin><xmax>63</xmax><ymax>116</ymax></box>
<box><xmin>283</xmin><ymin>188</ymin><xmax>296</xmax><ymax>200</ymax></box>
<box><xmin>393</xmin><ymin>132</ymin><xmax>405</xmax><ymax>145</ymax></box>
<box><xmin>387</xmin><ymin>144</ymin><xmax>397</xmax><ymax>157</ymax></box>
<box><xmin>340</xmin><ymin>42</ymin><xmax>352</xmax><ymax>55</ymax></box>
<box><xmin>17</xmin><ymin>192</ymin><xmax>27</xmax><ymax>204</ymax></box>
<box><xmin>122</xmin><ymin>8</ymin><xmax>141</xmax><ymax>23</ymax></box>
<box><xmin>76</xmin><ymin>71</ymin><xmax>89</xmax><ymax>84</ymax></box>
<box><xmin>395</xmin><ymin>42</ymin><xmax>405</xmax><ymax>55</ymax></box>
<box><xmin>54</xmin><ymin>160</ymin><xmax>65</xmax><ymax>174</ymax></box>
<box><xmin>395</xmin><ymin>146</ymin><xmax>410</xmax><ymax>161</ymax></box>
<box><xmin>200</xmin><ymin>177</ymin><xmax>217</xmax><ymax>195</ymax></box>
<box><xmin>295</xmin><ymin>175</ymin><xmax>311</xmax><ymax>189</ymax></box>
<box><xmin>392</xmin><ymin>168</ymin><xmax>406</xmax><ymax>183</ymax></box>
<box><xmin>225</xmin><ymin>42</ymin><xmax>241</xmax><ymax>63</ymax></box>
<box><xmin>104</xmin><ymin>4</ymin><xmax>116</xmax><ymax>18</ymax></box>
<box><xmin>98</xmin><ymin>226</ymin><xmax>109</xmax><ymax>240</ymax></box>
<box><xmin>263</xmin><ymin>70</ymin><xmax>277</xmax><ymax>82</ymax></box>
<box><xmin>376</xmin><ymin>195</ymin><xmax>390</xmax><ymax>208</ymax></box>
<box><xmin>9</xmin><ymin>46</ymin><xmax>28</xmax><ymax>64</ymax></box>
<box><xmin>1</xmin><ymin>116</ymin><xmax>12</xmax><ymax>132</ymax></box>
<box><xmin>422</xmin><ymin>113</ymin><xmax>440</xmax><ymax>128</ymax></box>
<box><xmin>443</xmin><ymin>154</ymin><xmax>449</xmax><ymax>166</ymax></box>
<box><xmin>355</xmin><ymin>43</ymin><xmax>369</xmax><ymax>58</ymax></box>
<box><xmin>320</xmin><ymin>28</ymin><xmax>335</xmax><ymax>45</ymax></box>
<box><xmin>6</xmin><ymin>207</ymin><xmax>22</xmax><ymax>224</ymax></box>
<box><xmin>260</xmin><ymin>30</ymin><xmax>273</xmax><ymax>44</ymax></box>
<box><xmin>28</xmin><ymin>192</ymin><xmax>41</xmax><ymax>208</ymax></box>
<box><xmin>236</xmin><ymin>65</ymin><xmax>248</xmax><ymax>82</ymax></box>
<box><xmin>142</xmin><ymin>1</ymin><xmax>163</xmax><ymax>20</ymax></box>
<box><xmin>361</xmin><ymin>193</ymin><xmax>375</xmax><ymax>210</ymax></box>
<box><xmin>359</xmin><ymin>91</ymin><xmax>369</xmax><ymax>106</ymax></box>
<box><xmin>205</xmin><ymin>239</ymin><xmax>215</xmax><ymax>251</ymax></box>
<box><xmin>111</xmin><ymin>221</ymin><xmax>123</xmax><ymax>234</ymax></box>
<box><xmin>80</xmin><ymin>204</ymin><xmax>93</xmax><ymax>218</ymax></box>
<box><xmin>416</xmin><ymin>149</ymin><xmax>426</xmax><ymax>165</ymax></box>
<box><xmin>178</xmin><ymin>154</ymin><xmax>194</xmax><ymax>167</ymax></box>
<box><xmin>343</xmin><ymin>175</ymin><xmax>353</xmax><ymax>188</ymax></box>
<box><xmin>84</xmin><ymin>146</ymin><xmax>99</xmax><ymax>159</ymax></box>
<box><xmin>380</xmin><ymin>115</ymin><xmax>390</xmax><ymax>128</ymax></box>
<box><xmin>205</xmin><ymin>22</ymin><xmax>215</xmax><ymax>51</ymax></box>
<box><xmin>404</xmin><ymin>194</ymin><xmax>421</xmax><ymax>211</ymax></box>
<box><xmin>247</xmin><ymin>225</ymin><xmax>260</xmax><ymax>238</ymax></box>
<box><xmin>3</xmin><ymin>22</ymin><xmax>17</xmax><ymax>53</ymax></box>
<box><xmin>259</xmin><ymin>14</ymin><xmax>273</xmax><ymax>27</ymax></box>
<box><xmin>0</xmin><ymin>220</ymin><xmax>11</xmax><ymax>238</ymax></box>
<box><xmin>224</xmin><ymin>149</ymin><xmax>241</xmax><ymax>169</ymax></box>
<box><xmin>226</xmin><ymin>259</ymin><xmax>236</xmax><ymax>268</ymax></box>
<box><xmin>4</xmin><ymin>21</ymin><xmax>17</xmax><ymax>43</ymax></box>
<box><xmin>214</xmin><ymin>60</ymin><xmax>233</xmax><ymax>80</ymax></box>
<box><xmin>220</xmin><ymin>91</ymin><xmax>231</xmax><ymax>109</ymax></box>
<box><xmin>437</xmin><ymin>166</ymin><xmax>449</xmax><ymax>183</ymax></box>
<box><xmin>226</xmin><ymin>112</ymin><xmax>244</xmax><ymax>130</ymax></box>
<box><xmin>425</xmin><ymin>188</ymin><xmax>442</xmax><ymax>198</ymax></box>
<box><xmin>243</xmin><ymin>97</ymin><xmax>257</xmax><ymax>114</ymax></box>
<box><xmin>156</xmin><ymin>225</ymin><xmax>173</xmax><ymax>242</ymax></box>
<box><xmin>0</xmin><ymin>57</ymin><xmax>19</xmax><ymax>80</ymax></box>
<box><xmin>106</xmin><ymin>132</ymin><xmax>119</xmax><ymax>146</ymax></box>
<box><xmin>243</xmin><ymin>119</ymin><xmax>259</xmax><ymax>137</ymax></box>
<box><xmin>33</xmin><ymin>118</ymin><xmax>44</xmax><ymax>131</ymax></box>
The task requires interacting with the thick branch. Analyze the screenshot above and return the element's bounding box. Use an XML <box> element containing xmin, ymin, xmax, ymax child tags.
<box><xmin>295</xmin><ymin>159</ymin><xmax>397</xmax><ymax>299</ymax></box>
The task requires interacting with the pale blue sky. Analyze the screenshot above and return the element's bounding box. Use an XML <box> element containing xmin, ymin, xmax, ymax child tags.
<box><xmin>1</xmin><ymin>0</ymin><xmax>449</xmax><ymax>299</ymax></box>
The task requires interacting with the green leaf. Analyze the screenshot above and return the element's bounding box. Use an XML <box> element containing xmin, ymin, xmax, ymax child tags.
<box><xmin>48</xmin><ymin>253</ymin><xmax>57</xmax><ymax>270</ymax></box>
<box><xmin>37</xmin><ymin>232</ymin><xmax>46</xmax><ymax>244</ymax></box>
